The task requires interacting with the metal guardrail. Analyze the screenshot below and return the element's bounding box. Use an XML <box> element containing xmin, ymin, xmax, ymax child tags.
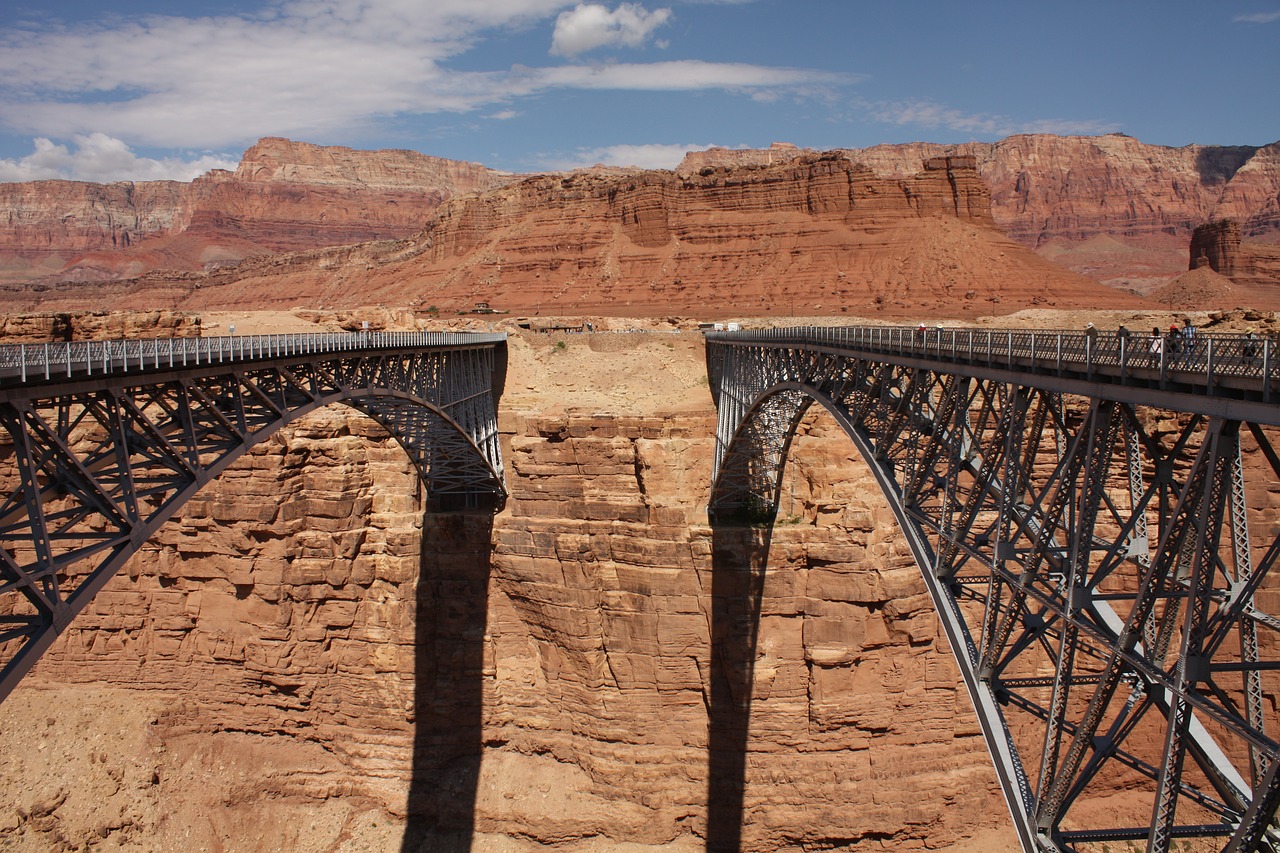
<box><xmin>0</xmin><ymin>330</ymin><xmax>507</xmax><ymax>386</ymax></box>
<box><xmin>707</xmin><ymin>325</ymin><xmax>1279</xmax><ymax>402</ymax></box>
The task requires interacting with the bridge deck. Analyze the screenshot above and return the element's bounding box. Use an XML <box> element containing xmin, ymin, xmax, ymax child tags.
<box><xmin>0</xmin><ymin>330</ymin><xmax>507</xmax><ymax>392</ymax></box>
<box><xmin>707</xmin><ymin>325</ymin><xmax>1280</xmax><ymax>425</ymax></box>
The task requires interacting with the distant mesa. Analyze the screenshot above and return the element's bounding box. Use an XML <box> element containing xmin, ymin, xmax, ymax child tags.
<box><xmin>1</xmin><ymin>133</ymin><xmax>1279</xmax><ymax>317</ymax></box>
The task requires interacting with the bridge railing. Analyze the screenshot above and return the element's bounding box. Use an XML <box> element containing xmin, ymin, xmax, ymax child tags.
<box><xmin>707</xmin><ymin>325</ymin><xmax>1278</xmax><ymax>401</ymax></box>
<box><xmin>0</xmin><ymin>330</ymin><xmax>507</xmax><ymax>385</ymax></box>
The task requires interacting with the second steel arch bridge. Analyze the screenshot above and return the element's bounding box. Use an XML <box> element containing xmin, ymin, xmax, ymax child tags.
<box><xmin>706</xmin><ymin>324</ymin><xmax>1280</xmax><ymax>853</ymax></box>
<box><xmin>0</xmin><ymin>330</ymin><xmax>507</xmax><ymax>705</ymax></box>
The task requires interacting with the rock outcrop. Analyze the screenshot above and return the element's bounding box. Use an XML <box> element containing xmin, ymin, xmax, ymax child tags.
<box><xmin>0</xmin><ymin>138</ymin><xmax>514</xmax><ymax>286</ymax></box>
<box><xmin>682</xmin><ymin>135</ymin><xmax>1280</xmax><ymax>244</ymax></box>
<box><xmin>1187</xmin><ymin>218</ymin><xmax>1280</xmax><ymax>298</ymax></box>
<box><xmin>1191</xmin><ymin>219</ymin><xmax>1242</xmax><ymax>275</ymax></box>
<box><xmin>0</xmin><ymin>151</ymin><xmax>1143</xmax><ymax>319</ymax></box>
<box><xmin>4</xmin><ymin>133</ymin><xmax>1278</xmax><ymax>306</ymax></box>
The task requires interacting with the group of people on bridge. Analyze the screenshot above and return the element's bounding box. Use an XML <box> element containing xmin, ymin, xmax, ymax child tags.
<box><xmin>1096</xmin><ymin>317</ymin><xmax>1269</xmax><ymax>366</ymax></box>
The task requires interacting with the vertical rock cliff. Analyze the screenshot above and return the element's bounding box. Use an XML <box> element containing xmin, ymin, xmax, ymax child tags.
<box><xmin>681</xmin><ymin>135</ymin><xmax>1280</xmax><ymax>291</ymax></box>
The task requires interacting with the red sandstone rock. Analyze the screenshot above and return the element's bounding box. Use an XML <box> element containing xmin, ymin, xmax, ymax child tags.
<box><xmin>4</xmin><ymin>134</ymin><xmax>1278</xmax><ymax>313</ymax></box>
<box><xmin>1191</xmin><ymin>219</ymin><xmax>1242</xmax><ymax>275</ymax></box>
<box><xmin>681</xmin><ymin>135</ymin><xmax>1280</xmax><ymax>294</ymax></box>
<box><xmin>0</xmin><ymin>151</ymin><xmax>1144</xmax><ymax>319</ymax></box>
<box><xmin>0</xmin><ymin>138</ymin><xmax>514</xmax><ymax>287</ymax></box>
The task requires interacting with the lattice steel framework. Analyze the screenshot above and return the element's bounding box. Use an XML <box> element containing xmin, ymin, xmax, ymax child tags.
<box><xmin>0</xmin><ymin>333</ymin><xmax>506</xmax><ymax>704</ymax></box>
<box><xmin>707</xmin><ymin>328</ymin><xmax>1280</xmax><ymax>853</ymax></box>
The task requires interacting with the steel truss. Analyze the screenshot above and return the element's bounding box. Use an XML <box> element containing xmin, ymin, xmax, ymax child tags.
<box><xmin>707</xmin><ymin>333</ymin><xmax>1280</xmax><ymax>852</ymax></box>
<box><xmin>0</xmin><ymin>337</ymin><xmax>506</xmax><ymax>703</ymax></box>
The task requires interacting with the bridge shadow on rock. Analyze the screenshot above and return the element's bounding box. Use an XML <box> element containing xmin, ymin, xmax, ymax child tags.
<box><xmin>706</xmin><ymin>519</ymin><xmax>774</xmax><ymax>852</ymax></box>
<box><xmin>400</xmin><ymin>504</ymin><xmax>496</xmax><ymax>853</ymax></box>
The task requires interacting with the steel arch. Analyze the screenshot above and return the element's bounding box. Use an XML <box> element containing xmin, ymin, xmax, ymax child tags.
<box><xmin>0</xmin><ymin>333</ymin><xmax>507</xmax><ymax>705</ymax></box>
<box><xmin>707</xmin><ymin>329</ymin><xmax>1280</xmax><ymax>853</ymax></box>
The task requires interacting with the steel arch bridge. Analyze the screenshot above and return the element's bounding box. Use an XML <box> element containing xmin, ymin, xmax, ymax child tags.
<box><xmin>0</xmin><ymin>330</ymin><xmax>507</xmax><ymax>705</ymax></box>
<box><xmin>706</xmin><ymin>325</ymin><xmax>1280</xmax><ymax>853</ymax></box>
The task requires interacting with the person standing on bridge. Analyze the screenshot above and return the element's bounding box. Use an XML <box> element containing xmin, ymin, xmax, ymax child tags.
<box><xmin>1148</xmin><ymin>327</ymin><xmax>1163</xmax><ymax>365</ymax></box>
<box><xmin>1085</xmin><ymin>322</ymin><xmax>1098</xmax><ymax>359</ymax></box>
<box><xmin>1182</xmin><ymin>317</ymin><xmax>1197</xmax><ymax>362</ymax></box>
<box><xmin>1243</xmin><ymin>330</ymin><xmax>1260</xmax><ymax>366</ymax></box>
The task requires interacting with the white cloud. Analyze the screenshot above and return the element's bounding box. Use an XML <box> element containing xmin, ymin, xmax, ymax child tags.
<box><xmin>0</xmin><ymin>134</ymin><xmax>238</xmax><ymax>182</ymax></box>
<box><xmin>0</xmin><ymin>0</ymin><xmax>841</xmax><ymax>162</ymax></box>
<box><xmin>541</xmin><ymin>141</ymin><xmax>716</xmax><ymax>170</ymax></box>
<box><xmin>527</xmin><ymin>60</ymin><xmax>848</xmax><ymax>91</ymax></box>
<box><xmin>1233</xmin><ymin>10</ymin><xmax>1280</xmax><ymax>22</ymax></box>
<box><xmin>550</xmin><ymin>3</ymin><xmax>672</xmax><ymax>57</ymax></box>
<box><xmin>868</xmin><ymin>98</ymin><xmax>1118</xmax><ymax>139</ymax></box>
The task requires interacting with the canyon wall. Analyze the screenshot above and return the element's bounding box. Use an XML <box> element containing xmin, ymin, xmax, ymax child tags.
<box><xmin>682</xmin><ymin>135</ymin><xmax>1280</xmax><ymax>245</ymax></box>
<box><xmin>0</xmin><ymin>151</ymin><xmax>1143</xmax><ymax>319</ymax></box>
<box><xmin>0</xmin><ymin>331</ymin><xmax>1014</xmax><ymax>851</ymax></box>
<box><xmin>0</xmin><ymin>138</ymin><xmax>514</xmax><ymax>286</ymax></box>
<box><xmin>4</xmin><ymin>133</ymin><xmax>1277</xmax><ymax>306</ymax></box>
<box><xmin>682</xmin><ymin>135</ymin><xmax>1280</xmax><ymax>291</ymax></box>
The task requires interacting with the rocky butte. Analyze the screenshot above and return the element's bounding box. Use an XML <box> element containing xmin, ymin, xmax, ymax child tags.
<box><xmin>684</xmin><ymin>134</ymin><xmax>1280</xmax><ymax>293</ymax></box>
<box><xmin>3</xmin><ymin>133</ymin><xmax>1280</xmax><ymax>317</ymax></box>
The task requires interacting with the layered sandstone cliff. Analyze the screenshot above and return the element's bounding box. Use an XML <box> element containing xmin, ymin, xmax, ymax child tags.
<box><xmin>0</xmin><ymin>329</ymin><xmax>1015</xmax><ymax>851</ymax></box>
<box><xmin>682</xmin><ymin>135</ymin><xmax>1280</xmax><ymax>244</ymax></box>
<box><xmin>5</xmin><ymin>134</ymin><xmax>1278</xmax><ymax>309</ymax></box>
<box><xmin>0</xmin><ymin>152</ymin><xmax>1142</xmax><ymax>319</ymax></box>
<box><xmin>0</xmin><ymin>138</ymin><xmax>513</xmax><ymax>285</ymax></box>
<box><xmin>1190</xmin><ymin>218</ymin><xmax>1280</xmax><ymax>295</ymax></box>
<box><xmin>682</xmin><ymin>135</ymin><xmax>1280</xmax><ymax>291</ymax></box>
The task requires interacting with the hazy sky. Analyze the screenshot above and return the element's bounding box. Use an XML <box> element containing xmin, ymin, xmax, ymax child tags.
<box><xmin>1</xmin><ymin>0</ymin><xmax>1277</xmax><ymax>182</ymax></box>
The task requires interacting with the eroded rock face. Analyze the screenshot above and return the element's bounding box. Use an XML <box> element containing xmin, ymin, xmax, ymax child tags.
<box><xmin>682</xmin><ymin>135</ymin><xmax>1280</xmax><ymax>291</ymax></box>
<box><xmin>3</xmin><ymin>150</ymin><xmax>1140</xmax><ymax>319</ymax></box>
<box><xmin>0</xmin><ymin>337</ymin><xmax>1013</xmax><ymax>851</ymax></box>
<box><xmin>682</xmin><ymin>135</ymin><xmax>1280</xmax><ymax>246</ymax></box>
<box><xmin>0</xmin><ymin>138</ymin><xmax>514</xmax><ymax>286</ymax></box>
<box><xmin>5</xmin><ymin>133</ymin><xmax>1278</xmax><ymax>309</ymax></box>
<box><xmin>0</xmin><ymin>309</ymin><xmax>203</xmax><ymax>341</ymax></box>
<box><xmin>1191</xmin><ymin>219</ymin><xmax>1242</xmax><ymax>275</ymax></box>
<box><xmin>1187</xmin><ymin>218</ymin><xmax>1280</xmax><ymax>294</ymax></box>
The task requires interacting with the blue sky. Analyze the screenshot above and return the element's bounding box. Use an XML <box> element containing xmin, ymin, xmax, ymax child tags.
<box><xmin>1</xmin><ymin>0</ymin><xmax>1278</xmax><ymax>182</ymax></box>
